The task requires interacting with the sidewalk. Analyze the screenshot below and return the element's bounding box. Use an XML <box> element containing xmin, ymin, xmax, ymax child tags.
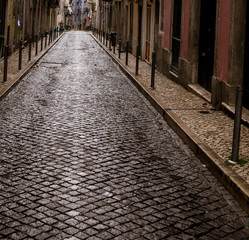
<box><xmin>91</xmin><ymin>33</ymin><xmax>249</xmax><ymax>213</ymax></box>
<box><xmin>0</xmin><ymin>32</ymin><xmax>64</xmax><ymax>98</ymax></box>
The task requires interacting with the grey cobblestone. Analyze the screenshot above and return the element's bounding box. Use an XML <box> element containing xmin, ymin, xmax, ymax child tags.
<box><xmin>100</xmin><ymin>33</ymin><xmax>249</xmax><ymax>186</ymax></box>
<box><xmin>0</xmin><ymin>32</ymin><xmax>248</xmax><ymax>239</ymax></box>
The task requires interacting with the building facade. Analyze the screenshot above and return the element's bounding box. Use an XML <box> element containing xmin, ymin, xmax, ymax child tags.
<box><xmin>0</xmin><ymin>0</ymin><xmax>60</xmax><ymax>58</ymax></box>
<box><xmin>98</xmin><ymin>0</ymin><xmax>249</xmax><ymax>112</ymax></box>
<box><xmin>158</xmin><ymin>0</ymin><xmax>249</xmax><ymax>111</ymax></box>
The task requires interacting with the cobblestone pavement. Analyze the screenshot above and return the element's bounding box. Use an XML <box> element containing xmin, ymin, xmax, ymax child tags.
<box><xmin>0</xmin><ymin>31</ymin><xmax>248</xmax><ymax>239</ymax></box>
<box><xmin>0</xmin><ymin>32</ymin><xmax>63</xmax><ymax>98</ymax></box>
<box><xmin>95</xmin><ymin>34</ymin><xmax>249</xmax><ymax>185</ymax></box>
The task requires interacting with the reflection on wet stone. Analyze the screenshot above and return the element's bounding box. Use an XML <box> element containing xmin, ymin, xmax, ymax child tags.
<box><xmin>0</xmin><ymin>32</ymin><xmax>248</xmax><ymax>239</ymax></box>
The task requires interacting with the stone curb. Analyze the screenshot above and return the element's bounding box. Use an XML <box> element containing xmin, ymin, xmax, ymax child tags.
<box><xmin>0</xmin><ymin>32</ymin><xmax>65</xmax><ymax>101</ymax></box>
<box><xmin>91</xmin><ymin>33</ymin><xmax>249</xmax><ymax>214</ymax></box>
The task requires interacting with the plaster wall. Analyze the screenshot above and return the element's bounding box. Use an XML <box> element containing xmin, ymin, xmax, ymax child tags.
<box><xmin>217</xmin><ymin>0</ymin><xmax>231</xmax><ymax>83</ymax></box>
<box><xmin>181</xmin><ymin>0</ymin><xmax>190</xmax><ymax>61</ymax></box>
<box><xmin>163</xmin><ymin>0</ymin><xmax>172</xmax><ymax>50</ymax></box>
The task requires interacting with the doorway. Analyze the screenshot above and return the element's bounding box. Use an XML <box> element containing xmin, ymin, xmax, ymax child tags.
<box><xmin>198</xmin><ymin>0</ymin><xmax>217</xmax><ymax>92</ymax></box>
<box><xmin>154</xmin><ymin>0</ymin><xmax>160</xmax><ymax>50</ymax></box>
<box><xmin>171</xmin><ymin>0</ymin><xmax>182</xmax><ymax>73</ymax></box>
<box><xmin>145</xmin><ymin>3</ymin><xmax>151</xmax><ymax>62</ymax></box>
<box><xmin>138</xmin><ymin>5</ymin><xmax>142</xmax><ymax>56</ymax></box>
<box><xmin>129</xmin><ymin>3</ymin><xmax>133</xmax><ymax>51</ymax></box>
<box><xmin>243</xmin><ymin>1</ymin><xmax>249</xmax><ymax>109</ymax></box>
<box><xmin>0</xmin><ymin>0</ymin><xmax>7</xmax><ymax>58</ymax></box>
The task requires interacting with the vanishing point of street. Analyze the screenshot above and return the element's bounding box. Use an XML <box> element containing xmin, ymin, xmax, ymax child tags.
<box><xmin>0</xmin><ymin>32</ymin><xmax>248</xmax><ymax>239</ymax></box>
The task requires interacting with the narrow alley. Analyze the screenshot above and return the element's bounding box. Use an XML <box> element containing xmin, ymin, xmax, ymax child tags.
<box><xmin>0</xmin><ymin>32</ymin><xmax>248</xmax><ymax>240</ymax></box>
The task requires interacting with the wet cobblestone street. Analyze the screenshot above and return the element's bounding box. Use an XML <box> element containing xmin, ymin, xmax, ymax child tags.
<box><xmin>0</xmin><ymin>32</ymin><xmax>248</xmax><ymax>239</ymax></box>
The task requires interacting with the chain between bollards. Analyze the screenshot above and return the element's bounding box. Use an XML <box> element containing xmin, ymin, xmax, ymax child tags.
<box><xmin>151</xmin><ymin>51</ymin><xmax>156</xmax><ymax>89</ymax></box>
<box><xmin>135</xmin><ymin>45</ymin><xmax>139</xmax><ymax>75</ymax></box>
<box><xmin>231</xmin><ymin>86</ymin><xmax>243</xmax><ymax>163</ymax></box>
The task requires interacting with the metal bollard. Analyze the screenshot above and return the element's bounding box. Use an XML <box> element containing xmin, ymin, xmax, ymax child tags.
<box><xmin>118</xmin><ymin>39</ymin><xmax>121</xmax><ymax>59</ymax></box>
<box><xmin>28</xmin><ymin>37</ymin><xmax>32</xmax><ymax>61</ymax></box>
<box><xmin>126</xmin><ymin>41</ymin><xmax>128</xmax><ymax>66</ymax></box>
<box><xmin>35</xmin><ymin>34</ymin><xmax>38</xmax><ymax>55</ymax></box>
<box><xmin>109</xmin><ymin>34</ymin><xmax>112</xmax><ymax>51</ymax></box>
<box><xmin>231</xmin><ymin>86</ymin><xmax>243</xmax><ymax>163</ymax></box>
<box><xmin>41</xmin><ymin>33</ymin><xmax>43</xmax><ymax>51</ymax></box>
<box><xmin>135</xmin><ymin>45</ymin><xmax>139</xmax><ymax>75</ymax></box>
<box><xmin>3</xmin><ymin>46</ymin><xmax>8</xmax><ymax>82</ymax></box>
<box><xmin>106</xmin><ymin>33</ymin><xmax>108</xmax><ymax>47</ymax></box>
<box><xmin>151</xmin><ymin>51</ymin><xmax>156</xmax><ymax>89</ymax></box>
<box><xmin>45</xmin><ymin>32</ymin><xmax>47</xmax><ymax>47</ymax></box>
<box><xmin>32</xmin><ymin>33</ymin><xmax>34</xmax><ymax>47</ymax></box>
<box><xmin>113</xmin><ymin>35</ymin><xmax>116</xmax><ymax>54</ymax></box>
<box><xmin>19</xmin><ymin>39</ymin><xmax>22</xmax><ymax>70</ymax></box>
<box><xmin>216</xmin><ymin>80</ymin><xmax>223</xmax><ymax>110</ymax></box>
<box><xmin>3</xmin><ymin>26</ymin><xmax>10</xmax><ymax>82</ymax></box>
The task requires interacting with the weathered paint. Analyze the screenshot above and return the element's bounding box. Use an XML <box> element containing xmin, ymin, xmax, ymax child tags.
<box><xmin>181</xmin><ymin>0</ymin><xmax>190</xmax><ymax>60</ymax></box>
<box><xmin>217</xmin><ymin>0</ymin><xmax>231</xmax><ymax>82</ymax></box>
<box><xmin>163</xmin><ymin>0</ymin><xmax>172</xmax><ymax>50</ymax></box>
